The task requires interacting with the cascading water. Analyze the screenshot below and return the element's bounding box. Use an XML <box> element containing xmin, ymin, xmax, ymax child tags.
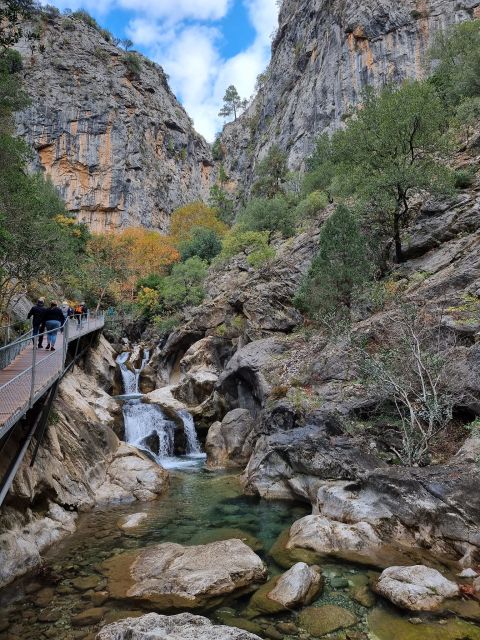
<box><xmin>116</xmin><ymin>350</ymin><xmax>205</xmax><ymax>468</ymax></box>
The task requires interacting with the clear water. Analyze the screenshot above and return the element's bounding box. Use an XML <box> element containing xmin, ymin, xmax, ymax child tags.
<box><xmin>0</xmin><ymin>466</ymin><xmax>479</xmax><ymax>640</ymax></box>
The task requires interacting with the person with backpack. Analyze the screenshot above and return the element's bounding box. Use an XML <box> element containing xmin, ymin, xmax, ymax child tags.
<box><xmin>74</xmin><ymin>302</ymin><xmax>83</xmax><ymax>325</ymax></box>
<box><xmin>27</xmin><ymin>297</ymin><xmax>46</xmax><ymax>348</ymax></box>
<box><xmin>44</xmin><ymin>301</ymin><xmax>65</xmax><ymax>351</ymax></box>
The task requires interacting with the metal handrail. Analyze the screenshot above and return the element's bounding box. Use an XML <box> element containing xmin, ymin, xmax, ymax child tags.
<box><xmin>0</xmin><ymin>312</ymin><xmax>105</xmax><ymax>437</ymax></box>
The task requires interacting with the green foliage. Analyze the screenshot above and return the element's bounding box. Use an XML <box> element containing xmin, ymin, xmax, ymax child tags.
<box><xmin>153</xmin><ymin>313</ymin><xmax>180</xmax><ymax>336</ymax></box>
<box><xmin>160</xmin><ymin>257</ymin><xmax>208</xmax><ymax>310</ymax></box>
<box><xmin>211</xmin><ymin>135</ymin><xmax>224</xmax><ymax>161</ymax></box>
<box><xmin>209</xmin><ymin>184</ymin><xmax>234</xmax><ymax>225</ymax></box>
<box><xmin>294</xmin><ymin>190</ymin><xmax>329</xmax><ymax>220</ymax></box>
<box><xmin>0</xmin><ymin>50</ymin><xmax>29</xmax><ymax>128</ymax></box>
<box><xmin>295</xmin><ymin>205</ymin><xmax>372</xmax><ymax>318</ymax></box>
<box><xmin>430</xmin><ymin>19</ymin><xmax>480</xmax><ymax>106</ymax></box>
<box><xmin>303</xmin><ymin>133</ymin><xmax>336</xmax><ymax>197</ymax></box>
<box><xmin>220</xmin><ymin>228</ymin><xmax>274</xmax><ymax>268</ymax></box>
<box><xmin>454</xmin><ymin>168</ymin><xmax>476</xmax><ymax>189</ymax></box>
<box><xmin>124</xmin><ymin>52</ymin><xmax>141</xmax><ymax>78</ymax></box>
<box><xmin>178</xmin><ymin>226</ymin><xmax>222</xmax><ymax>263</ymax></box>
<box><xmin>72</xmin><ymin>9</ymin><xmax>99</xmax><ymax>30</ymax></box>
<box><xmin>252</xmin><ymin>145</ymin><xmax>289</xmax><ymax>198</ymax></box>
<box><xmin>0</xmin><ymin>0</ymin><xmax>35</xmax><ymax>50</ymax></box>
<box><xmin>452</xmin><ymin>96</ymin><xmax>480</xmax><ymax>144</ymax></box>
<box><xmin>328</xmin><ymin>81</ymin><xmax>454</xmax><ymax>262</ymax></box>
<box><xmin>237</xmin><ymin>196</ymin><xmax>295</xmax><ymax>238</ymax></box>
<box><xmin>218</xmin><ymin>84</ymin><xmax>247</xmax><ymax>120</ymax></box>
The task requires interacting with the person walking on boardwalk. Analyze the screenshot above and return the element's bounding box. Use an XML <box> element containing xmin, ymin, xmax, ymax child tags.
<box><xmin>61</xmin><ymin>300</ymin><xmax>74</xmax><ymax>322</ymax></box>
<box><xmin>27</xmin><ymin>297</ymin><xmax>46</xmax><ymax>348</ymax></box>
<box><xmin>44</xmin><ymin>301</ymin><xmax>65</xmax><ymax>351</ymax></box>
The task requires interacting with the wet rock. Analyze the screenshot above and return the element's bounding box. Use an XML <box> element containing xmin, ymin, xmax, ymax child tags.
<box><xmin>71</xmin><ymin>607</ymin><xmax>107</xmax><ymax>627</ymax></box>
<box><xmin>351</xmin><ymin>584</ymin><xmax>376</xmax><ymax>608</ymax></box>
<box><xmin>72</xmin><ymin>576</ymin><xmax>101</xmax><ymax>591</ymax></box>
<box><xmin>0</xmin><ymin>620</ymin><xmax>9</xmax><ymax>633</ymax></box>
<box><xmin>101</xmin><ymin>539</ymin><xmax>267</xmax><ymax>610</ymax></box>
<box><xmin>206</xmin><ymin>409</ymin><xmax>255</xmax><ymax>469</ymax></box>
<box><xmin>33</xmin><ymin>587</ymin><xmax>56</xmax><ymax>607</ymax></box>
<box><xmin>89</xmin><ymin>591</ymin><xmax>109</xmax><ymax>607</ymax></box>
<box><xmin>375</xmin><ymin>565</ymin><xmax>459</xmax><ymax>611</ymax></box>
<box><xmin>37</xmin><ymin>610</ymin><xmax>62</xmax><ymax>623</ymax></box>
<box><xmin>276</xmin><ymin>622</ymin><xmax>298</xmax><ymax>635</ymax></box>
<box><xmin>267</xmin><ymin>562</ymin><xmax>323</xmax><ymax>609</ymax></box>
<box><xmin>102</xmin><ymin>610</ymin><xmax>145</xmax><ymax>625</ymax></box>
<box><xmin>187</xmin><ymin>527</ymin><xmax>262</xmax><ymax>552</ymax></box>
<box><xmin>96</xmin><ymin>612</ymin><xmax>262</xmax><ymax>639</ymax></box>
<box><xmin>298</xmin><ymin>605</ymin><xmax>357</xmax><ymax>636</ymax></box>
<box><xmin>117</xmin><ymin>512</ymin><xmax>148</xmax><ymax>533</ymax></box>
<box><xmin>263</xmin><ymin>626</ymin><xmax>283</xmax><ymax>640</ymax></box>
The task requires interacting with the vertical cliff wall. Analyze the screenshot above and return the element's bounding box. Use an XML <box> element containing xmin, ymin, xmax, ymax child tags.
<box><xmin>221</xmin><ymin>0</ymin><xmax>480</xmax><ymax>191</ymax></box>
<box><xmin>15</xmin><ymin>14</ymin><xmax>213</xmax><ymax>232</ymax></box>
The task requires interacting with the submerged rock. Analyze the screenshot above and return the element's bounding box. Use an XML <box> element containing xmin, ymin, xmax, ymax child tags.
<box><xmin>101</xmin><ymin>539</ymin><xmax>267</xmax><ymax>610</ymax></box>
<box><xmin>368</xmin><ymin>606</ymin><xmax>480</xmax><ymax>640</ymax></box>
<box><xmin>375</xmin><ymin>565</ymin><xmax>459</xmax><ymax>611</ymax></box>
<box><xmin>97</xmin><ymin>612</ymin><xmax>262</xmax><ymax>639</ymax></box>
<box><xmin>298</xmin><ymin>605</ymin><xmax>357</xmax><ymax>636</ymax></box>
<box><xmin>117</xmin><ymin>512</ymin><xmax>148</xmax><ymax>533</ymax></box>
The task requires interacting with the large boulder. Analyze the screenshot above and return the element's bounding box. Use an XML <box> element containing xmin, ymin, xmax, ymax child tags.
<box><xmin>375</xmin><ymin>565</ymin><xmax>459</xmax><ymax>611</ymax></box>
<box><xmin>101</xmin><ymin>539</ymin><xmax>267</xmax><ymax>610</ymax></box>
<box><xmin>97</xmin><ymin>612</ymin><xmax>262</xmax><ymax>639</ymax></box>
<box><xmin>206</xmin><ymin>409</ymin><xmax>255</xmax><ymax>469</ymax></box>
<box><xmin>241</xmin><ymin>423</ymin><xmax>384</xmax><ymax>502</ymax></box>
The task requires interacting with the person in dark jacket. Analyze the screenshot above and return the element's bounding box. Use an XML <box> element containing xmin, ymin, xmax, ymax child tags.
<box><xmin>27</xmin><ymin>297</ymin><xmax>46</xmax><ymax>348</ymax></box>
<box><xmin>44</xmin><ymin>301</ymin><xmax>65</xmax><ymax>351</ymax></box>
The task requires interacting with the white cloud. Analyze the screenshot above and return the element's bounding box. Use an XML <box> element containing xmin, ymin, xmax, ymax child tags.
<box><xmin>42</xmin><ymin>0</ymin><xmax>279</xmax><ymax>141</ymax></box>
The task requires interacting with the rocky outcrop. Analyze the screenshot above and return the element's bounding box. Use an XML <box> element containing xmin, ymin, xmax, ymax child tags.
<box><xmin>101</xmin><ymin>539</ymin><xmax>267</xmax><ymax>610</ymax></box>
<box><xmin>97</xmin><ymin>613</ymin><xmax>262</xmax><ymax>640</ymax></box>
<box><xmin>266</xmin><ymin>562</ymin><xmax>323</xmax><ymax>609</ymax></box>
<box><xmin>206</xmin><ymin>409</ymin><xmax>255</xmax><ymax>469</ymax></box>
<box><xmin>221</xmin><ymin>0</ymin><xmax>480</xmax><ymax>191</ymax></box>
<box><xmin>375</xmin><ymin>565</ymin><xmax>459</xmax><ymax>611</ymax></box>
<box><xmin>0</xmin><ymin>336</ymin><xmax>168</xmax><ymax>589</ymax></box>
<box><xmin>15</xmin><ymin>12</ymin><xmax>212</xmax><ymax>232</ymax></box>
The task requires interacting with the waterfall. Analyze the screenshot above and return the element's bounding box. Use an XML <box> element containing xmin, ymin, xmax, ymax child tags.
<box><xmin>116</xmin><ymin>350</ymin><xmax>205</xmax><ymax>468</ymax></box>
<box><xmin>178</xmin><ymin>409</ymin><xmax>202</xmax><ymax>455</ymax></box>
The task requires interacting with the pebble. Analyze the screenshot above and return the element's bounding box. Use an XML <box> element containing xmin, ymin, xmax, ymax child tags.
<box><xmin>71</xmin><ymin>607</ymin><xmax>106</xmax><ymax>627</ymax></box>
<box><xmin>24</xmin><ymin>582</ymin><xmax>43</xmax><ymax>595</ymax></box>
<box><xmin>89</xmin><ymin>591</ymin><xmax>109</xmax><ymax>607</ymax></box>
<box><xmin>33</xmin><ymin>587</ymin><xmax>56</xmax><ymax>608</ymax></box>
<box><xmin>38</xmin><ymin>610</ymin><xmax>62</xmax><ymax>623</ymax></box>
<box><xmin>263</xmin><ymin>625</ymin><xmax>283</xmax><ymax>640</ymax></box>
<box><xmin>276</xmin><ymin>622</ymin><xmax>298</xmax><ymax>634</ymax></box>
<box><xmin>72</xmin><ymin>576</ymin><xmax>100</xmax><ymax>591</ymax></box>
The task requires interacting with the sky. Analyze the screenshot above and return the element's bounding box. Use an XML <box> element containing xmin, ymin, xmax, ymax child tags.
<box><xmin>41</xmin><ymin>0</ymin><xmax>279</xmax><ymax>141</ymax></box>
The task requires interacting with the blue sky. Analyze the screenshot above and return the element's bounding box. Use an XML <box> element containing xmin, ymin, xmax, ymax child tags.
<box><xmin>41</xmin><ymin>1</ymin><xmax>279</xmax><ymax>140</ymax></box>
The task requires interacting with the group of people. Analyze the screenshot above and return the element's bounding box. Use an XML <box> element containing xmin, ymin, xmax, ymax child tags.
<box><xmin>27</xmin><ymin>298</ymin><xmax>88</xmax><ymax>350</ymax></box>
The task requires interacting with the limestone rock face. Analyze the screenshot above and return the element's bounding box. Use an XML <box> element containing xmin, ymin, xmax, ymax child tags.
<box><xmin>267</xmin><ymin>562</ymin><xmax>323</xmax><ymax>609</ymax></box>
<box><xmin>222</xmin><ymin>0</ymin><xmax>480</xmax><ymax>191</ymax></box>
<box><xmin>206</xmin><ymin>409</ymin><xmax>255</xmax><ymax>469</ymax></box>
<box><xmin>97</xmin><ymin>613</ymin><xmax>262</xmax><ymax>640</ymax></box>
<box><xmin>375</xmin><ymin>565</ymin><xmax>459</xmax><ymax>611</ymax></box>
<box><xmin>101</xmin><ymin>539</ymin><xmax>267</xmax><ymax>609</ymax></box>
<box><xmin>15</xmin><ymin>14</ymin><xmax>212</xmax><ymax>232</ymax></box>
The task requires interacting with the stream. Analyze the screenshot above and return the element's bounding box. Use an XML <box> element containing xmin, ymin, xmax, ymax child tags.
<box><xmin>1</xmin><ymin>353</ymin><xmax>480</xmax><ymax>639</ymax></box>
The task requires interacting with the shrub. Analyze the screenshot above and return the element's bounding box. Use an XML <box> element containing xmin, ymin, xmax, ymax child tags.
<box><xmin>124</xmin><ymin>52</ymin><xmax>141</xmax><ymax>78</ymax></box>
<box><xmin>160</xmin><ymin>257</ymin><xmax>208</xmax><ymax>310</ymax></box>
<box><xmin>170</xmin><ymin>202</ymin><xmax>228</xmax><ymax>245</ymax></box>
<box><xmin>252</xmin><ymin>145</ymin><xmax>289</xmax><ymax>198</ymax></box>
<box><xmin>220</xmin><ymin>228</ymin><xmax>274</xmax><ymax>268</ymax></box>
<box><xmin>294</xmin><ymin>191</ymin><xmax>329</xmax><ymax>219</ymax></box>
<box><xmin>178</xmin><ymin>226</ymin><xmax>222</xmax><ymax>263</ymax></box>
<box><xmin>454</xmin><ymin>168</ymin><xmax>476</xmax><ymax>189</ymax></box>
<box><xmin>72</xmin><ymin>9</ymin><xmax>99</xmax><ymax>30</ymax></box>
<box><xmin>237</xmin><ymin>196</ymin><xmax>295</xmax><ymax>238</ymax></box>
<box><xmin>211</xmin><ymin>135</ymin><xmax>224</xmax><ymax>161</ymax></box>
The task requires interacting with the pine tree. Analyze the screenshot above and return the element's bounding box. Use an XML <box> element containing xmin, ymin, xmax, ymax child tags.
<box><xmin>295</xmin><ymin>205</ymin><xmax>372</xmax><ymax>318</ymax></box>
<box><xmin>218</xmin><ymin>85</ymin><xmax>247</xmax><ymax>121</ymax></box>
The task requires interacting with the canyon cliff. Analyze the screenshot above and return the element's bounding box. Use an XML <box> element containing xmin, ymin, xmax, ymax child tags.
<box><xmin>14</xmin><ymin>13</ymin><xmax>213</xmax><ymax>232</ymax></box>
<box><xmin>222</xmin><ymin>0</ymin><xmax>480</xmax><ymax>192</ymax></box>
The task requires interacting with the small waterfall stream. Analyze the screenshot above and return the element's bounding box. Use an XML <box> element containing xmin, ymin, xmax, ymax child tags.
<box><xmin>116</xmin><ymin>349</ymin><xmax>204</xmax><ymax>468</ymax></box>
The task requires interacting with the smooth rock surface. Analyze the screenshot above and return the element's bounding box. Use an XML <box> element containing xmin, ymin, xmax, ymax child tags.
<box><xmin>298</xmin><ymin>605</ymin><xmax>357</xmax><ymax>636</ymax></box>
<box><xmin>97</xmin><ymin>613</ymin><xmax>262</xmax><ymax>639</ymax></box>
<box><xmin>206</xmin><ymin>409</ymin><xmax>255</xmax><ymax>469</ymax></box>
<box><xmin>101</xmin><ymin>539</ymin><xmax>267</xmax><ymax>609</ymax></box>
<box><xmin>375</xmin><ymin>565</ymin><xmax>459</xmax><ymax>611</ymax></box>
<box><xmin>267</xmin><ymin>562</ymin><xmax>323</xmax><ymax>609</ymax></box>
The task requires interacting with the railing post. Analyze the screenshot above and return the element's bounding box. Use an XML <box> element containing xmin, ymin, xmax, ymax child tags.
<box><xmin>30</xmin><ymin>336</ymin><xmax>37</xmax><ymax>407</ymax></box>
<box><xmin>62</xmin><ymin>319</ymin><xmax>69</xmax><ymax>368</ymax></box>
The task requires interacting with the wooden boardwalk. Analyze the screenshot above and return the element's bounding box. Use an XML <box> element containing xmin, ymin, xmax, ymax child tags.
<box><xmin>0</xmin><ymin>316</ymin><xmax>104</xmax><ymax>439</ymax></box>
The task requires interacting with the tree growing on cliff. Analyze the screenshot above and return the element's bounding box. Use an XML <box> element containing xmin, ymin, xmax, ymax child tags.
<box><xmin>331</xmin><ymin>81</ymin><xmax>454</xmax><ymax>263</ymax></box>
<box><xmin>0</xmin><ymin>0</ymin><xmax>36</xmax><ymax>50</ymax></box>
<box><xmin>178</xmin><ymin>226</ymin><xmax>222</xmax><ymax>263</ymax></box>
<box><xmin>237</xmin><ymin>196</ymin><xmax>295</xmax><ymax>239</ymax></box>
<box><xmin>252</xmin><ymin>145</ymin><xmax>289</xmax><ymax>199</ymax></box>
<box><xmin>218</xmin><ymin>85</ymin><xmax>248</xmax><ymax>121</ymax></box>
<box><xmin>295</xmin><ymin>205</ymin><xmax>371</xmax><ymax>318</ymax></box>
<box><xmin>170</xmin><ymin>202</ymin><xmax>228</xmax><ymax>245</ymax></box>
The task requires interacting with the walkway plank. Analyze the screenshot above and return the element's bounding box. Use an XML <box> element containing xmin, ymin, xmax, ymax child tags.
<box><xmin>0</xmin><ymin>316</ymin><xmax>104</xmax><ymax>438</ymax></box>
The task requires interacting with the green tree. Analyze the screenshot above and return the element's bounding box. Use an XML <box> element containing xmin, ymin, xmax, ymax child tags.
<box><xmin>209</xmin><ymin>184</ymin><xmax>234</xmax><ymax>224</ymax></box>
<box><xmin>252</xmin><ymin>145</ymin><xmax>289</xmax><ymax>199</ymax></box>
<box><xmin>178</xmin><ymin>226</ymin><xmax>222</xmax><ymax>263</ymax></box>
<box><xmin>295</xmin><ymin>205</ymin><xmax>372</xmax><ymax>318</ymax></box>
<box><xmin>220</xmin><ymin>228</ymin><xmax>274</xmax><ymax>268</ymax></box>
<box><xmin>237</xmin><ymin>196</ymin><xmax>295</xmax><ymax>239</ymax></box>
<box><xmin>430</xmin><ymin>19</ymin><xmax>480</xmax><ymax>107</ymax></box>
<box><xmin>303</xmin><ymin>133</ymin><xmax>336</xmax><ymax>198</ymax></box>
<box><xmin>160</xmin><ymin>257</ymin><xmax>208</xmax><ymax>310</ymax></box>
<box><xmin>218</xmin><ymin>85</ymin><xmax>247</xmax><ymax>120</ymax></box>
<box><xmin>331</xmin><ymin>82</ymin><xmax>453</xmax><ymax>263</ymax></box>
